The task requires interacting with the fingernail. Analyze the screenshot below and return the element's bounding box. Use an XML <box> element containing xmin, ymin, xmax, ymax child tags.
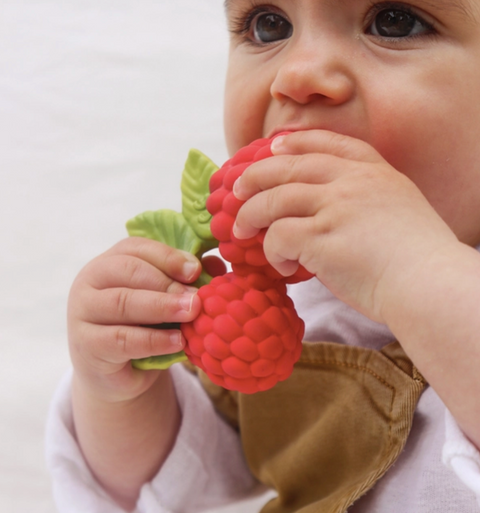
<box><xmin>233</xmin><ymin>177</ymin><xmax>245</xmax><ymax>200</ymax></box>
<box><xmin>271</xmin><ymin>135</ymin><xmax>286</xmax><ymax>154</ymax></box>
<box><xmin>170</xmin><ymin>331</ymin><xmax>184</xmax><ymax>349</ymax></box>
<box><xmin>232</xmin><ymin>221</ymin><xmax>242</xmax><ymax>239</ymax></box>
<box><xmin>181</xmin><ymin>254</ymin><xmax>199</xmax><ymax>281</ymax></box>
<box><xmin>233</xmin><ymin>221</ymin><xmax>257</xmax><ymax>240</ymax></box>
<box><xmin>179</xmin><ymin>293</ymin><xmax>196</xmax><ymax>312</ymax></box>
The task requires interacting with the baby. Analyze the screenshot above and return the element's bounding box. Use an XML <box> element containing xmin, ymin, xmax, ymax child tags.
<box><xmin>47</xmin><ymin>1</ymin><xmax>480</xmax><ymax>512</ymax></box>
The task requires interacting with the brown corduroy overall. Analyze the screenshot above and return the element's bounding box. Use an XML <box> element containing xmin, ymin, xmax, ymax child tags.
<box><xmin>189</xmin><ymin>340</ymin><xmax>426</xmax><ymax>513</ymax></box>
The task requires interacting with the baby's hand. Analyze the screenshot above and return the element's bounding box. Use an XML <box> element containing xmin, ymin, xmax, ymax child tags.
<box><xmin>67</xmin><ymin>237</ymin><xmax>202</xmax><ymax>402</ymax></box>
<box><xmin>233</xmin><ymin>130</ymin><xmax>458</xmax><ymax>323</ymax></box>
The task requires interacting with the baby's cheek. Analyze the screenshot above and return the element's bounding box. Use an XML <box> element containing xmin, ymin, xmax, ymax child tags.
<box><xmin>224</xmin><ymin>105</ymin><xmax>265</xmax><ymax>156</ymax></box>
<box><xmin>224</xmin><ymin>75</ymin><xmax>270</xmax><ymax>154</ymax></box>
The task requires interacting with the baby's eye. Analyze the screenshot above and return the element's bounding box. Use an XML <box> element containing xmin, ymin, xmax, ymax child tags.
<box><xmin>252</xmin><ymin>12</ymin><xmax>293</xmax><ymax>43</ymax></box>
<box><xmin>367</xmin><ymin>6</ymin><xmax>432</xmax><ymax>38</ymax></box>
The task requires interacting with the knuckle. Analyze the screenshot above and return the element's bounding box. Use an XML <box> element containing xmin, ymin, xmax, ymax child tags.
<box><xmin>149</xmin><ymin>293</ymin><xmax>165</xmax><ymax>315</ymax></box>
<box><xmin>330</xmin><ymin>132</ymin><xmax>375</xmax><ymax>161</ymax></box>
<box><xmin>312</xmin><ymin>211</ymin><xmax>331</xmax><ymax>236</ymax></box>
<box><xmin>266</xmin><ymin>187</ymin><xmax>281</xmax><ymax>220</ymax></box>
<box><xmin>286</xmin><ymin>155</ymin><xmax>304</xmax><ymax>181</ymax></box>
<box><xmin>240</xmin><ymin>164</ymin><xmax>256</xmax><ymax>189</ymax></box>
<box><xmin>133</xmin><ymin>237</ymin><xmax>159</xmax><ymax>259</ymax></box>
<box><xmin>113</xmin><ymin>325</ymin><xmax>162</xmax><ymax>360</ymax></box>
<box><xmin>265</xmin><ymin>221</ymin><xmax>284</xmax><ymax>252</ymax></box>
<box><xmin>114</xmin><ymin>326</ymin><xmax>130</xmax><ymax>356</ymax></box>
<box><xmin>121</xmin><ymin>256</ymin><xmax>144</xmax><ymax>283</ymax></box>
<box><xmin>332</xmin><ymin>131</ymin><xmax>350</xmax><ymax>147</ymax></box>
<box><xmin>286</xmin><ymin>183</ymin><xmax>302</xmax><ymax>206</ymax></box>
<box><xmin>165</xmin><ymin>280</ymin><xmax>183</xmax><ymax>294</ymax></box>
<box><xmin>330</xmin><ymin>132</ymin><xmax>353</xmax><ymax>156</ymax></box>
<box><xmin>144</xmin><ymin>329</ymin><xmax>161</xmax><ymax>356</ymax></box>
<box><xmin>118</xmin><ymin>236</ymin><xmax>162</xmax><ymax>259</ymax></box>
<box><xmin>115</xmin><ymin>288</ymin><xmax>131</xmax><ymax>318</ymax></box>
<box><xmin>158</xmin><ymin>243</ymin><xmax>189</xmax><ymax>278</ymax></box>
<box><xmin>163</xmin><ymin>244</ymin><xmax>182</xmax><ymax>268</ymax></box>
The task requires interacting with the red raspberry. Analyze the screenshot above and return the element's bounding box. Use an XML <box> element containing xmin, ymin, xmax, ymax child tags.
<box><xmin>206</xmin><ymin>135</ymin><xmax>313</xmax><ymax>284</ymax></box>
<box><xmin>180</xmin><ymin>136</ymin><xmax>315</xmax><ymax>394</ymax></box>
<box><xmin>181</xmin><ymin>272</ymin><xmax>304</xmax><ymax>394</ymax></box>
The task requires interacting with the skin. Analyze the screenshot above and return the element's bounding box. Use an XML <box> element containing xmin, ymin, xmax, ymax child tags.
<box><xmin>68</xmin><ymin>239</ymin><xmax>204</xmax><ymax>509</ymax></box>
<box><xmin>69</xmin><ymin>0</ymin><xmax>480</xmax><ymax>509</ymax></box>
<box><xmin>227</xmin><ymin>0</ymin><xmax>480</xmax><ymax>447</ymax></box>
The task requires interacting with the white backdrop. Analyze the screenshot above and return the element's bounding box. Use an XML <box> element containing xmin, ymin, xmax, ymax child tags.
<box><xmin>0</xmin><ymin>2</ymin><xmax>274</xmax><ymax>511</ymax></box>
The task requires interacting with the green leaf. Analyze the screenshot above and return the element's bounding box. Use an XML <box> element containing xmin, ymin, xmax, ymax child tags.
<box><xmin>126</xmin><ymin>150</ymin><xmax>222</xmax><ymax>372</ymax></box>
<box><xmin>126</xmin><ymin>209</ymin><xmax>202</xmax><ymax>255</ymax></box>
<box><xmin>181</xmin><ymin>149</ymin><xmax>219</xmax><ymax>247</ymax></box>
<box><xmin>132</xmin><ymin>351</ymin><xmax>188</xmax><ymax>371</ymax></box>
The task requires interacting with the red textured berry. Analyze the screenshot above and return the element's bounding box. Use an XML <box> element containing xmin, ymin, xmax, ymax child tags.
<box><xmin>206</xmin><ymin>135</ymin><xmax>314</xmax><ymax>284</ymax></box>
<box><xmin>181</xmin><ymin>273</ymin><xmax>304</xmax><ymax>394</ymax></box>
<box><xmin>180</xmin><ymin>136</ymin><xmax>317</xmax><ymax>394</ymax></box>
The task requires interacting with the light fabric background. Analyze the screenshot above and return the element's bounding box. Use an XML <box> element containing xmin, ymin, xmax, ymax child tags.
<box><xmin>0</xmin><ymin>1</ymin><xmax>267</xmax><ymax>511</ymax></box>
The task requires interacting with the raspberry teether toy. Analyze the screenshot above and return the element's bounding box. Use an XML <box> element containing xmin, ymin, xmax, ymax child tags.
<box><xmin>181</xmin><ymin>272</ymin><xmax>304</xmax><ymax>394</ymax></box>
<box><xmin>127</xmin><ymin>136</ymin><xmax>313</xmax><ymax>394</ymax></box>
<box><xmin>207</xmin><ymin>136</ymin><xmax>313</xmax><ymax>284</ymax></box>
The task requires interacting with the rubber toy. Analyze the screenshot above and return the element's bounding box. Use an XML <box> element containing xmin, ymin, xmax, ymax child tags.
<box><xmin>127</xmin><ymin>136</ymin><xmax>313</xmax><ymax>394</ymax></box>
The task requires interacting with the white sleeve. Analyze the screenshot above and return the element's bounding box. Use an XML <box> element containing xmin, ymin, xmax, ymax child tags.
<box><xmin>442</xmin><ymin>409</ymin><xmax>480</xmax><ymax>506</ymax></box>
<box><xmin>45</xmin><ymin>366</ymin><xmax>257</xmax><ymax>513</ymax></box>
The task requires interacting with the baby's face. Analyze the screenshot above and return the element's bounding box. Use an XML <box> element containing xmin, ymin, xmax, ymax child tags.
<box><xmin>223</xmin><ymin>0</ymin><xmax>480</xmax><ymax>245</ymax></box>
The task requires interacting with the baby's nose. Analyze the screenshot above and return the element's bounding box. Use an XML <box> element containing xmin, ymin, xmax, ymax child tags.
<box><xmin>270</xmin><ymin>36</ymin><xmax>355</xmax><ymax>106</ymax></box>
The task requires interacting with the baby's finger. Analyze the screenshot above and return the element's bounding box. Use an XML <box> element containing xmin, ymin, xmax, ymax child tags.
<box><xmin>103</xmin><ymin>238</ymin><xmax>201</xmax><ymax>284</ymax></box>
<box><xmin>84</xmin><ymin>253</ymin><xmax>196</xmax><ymax>295</ymax></box>
<box><xmin>262</xmin><ymin>217</ymin><xmax>315</xmax><ymax>277</ymax></box>
<box><xmin>233</xmin><ymin>183</ymin><xmax>322</xmax><ymax>239</ymax></box>
<box><xmin>271</xmin><ymin>130</ymin><xmax>382</xmax><ymax>163</ymax></box>
<box><xmin>234</xmin><ymin>152</ymin><xmax>344</xmax><ymax>201</ymax></box>
<box><xmin>84</xmin><ymin>323</ymin><xmax>186</xmax><ymax>364</ymax></box>
<box><xmin>82</xmin><ymin>288</ymin><xmax>200</xmax><ymax>326</ymax></box>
